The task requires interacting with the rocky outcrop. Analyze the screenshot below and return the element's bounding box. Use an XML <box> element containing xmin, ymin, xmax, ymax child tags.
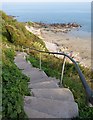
<box><xmin>34</xmin><ymin>22</ymin><xmax>81</xmax><ymax>29</ymax></box>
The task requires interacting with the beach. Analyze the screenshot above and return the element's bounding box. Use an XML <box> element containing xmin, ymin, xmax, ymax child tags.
<box><xmin>25</xmin><ymin>24</ymin><xmax>91</xmax><ymax>68</ymax></box>
<box><xmin>2</xmin><ymin>1</ymin><xmax>91</xmax><ymax>68</ymax></box>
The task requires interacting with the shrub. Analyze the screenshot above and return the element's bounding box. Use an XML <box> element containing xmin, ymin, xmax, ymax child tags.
<box><xmin>2</xmin><ymin>48</ymin><xmax>30</xmax><ymax>119</ymax></box>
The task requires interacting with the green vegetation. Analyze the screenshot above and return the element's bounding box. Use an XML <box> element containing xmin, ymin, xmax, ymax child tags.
<box><xmin>1</xmin><ymin>11</ymin><xmax>47</xmax><ymax>119</ymax></box>
<box><xmin>2</xmin><ymin>48</ymin><xmax>30</xmax><ymax>119</ymax></box>
<box><xmin>27</xmin><ymin>52</ymin><xmax>93</xmax><ymax>119</ymax></box>
<box><xmin>1</xmin><ymin>10</ymin><xmax>93</xmax><ymax>119</ymax></box>
<box><xmin>26</xmin><ymin>21</ymin><xmax>34</xmax><ymax>26</ymax></box>
<box><xmin>1</xmin><ymin>11</ymin><xmax>46</xmax><ymax>48</ymax></box>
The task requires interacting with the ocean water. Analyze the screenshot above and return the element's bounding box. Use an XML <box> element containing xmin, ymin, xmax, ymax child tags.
<box><xmin>2</xmin><ymin>2</ymin><xmax>91</xmax><ymax>38</ymax></box>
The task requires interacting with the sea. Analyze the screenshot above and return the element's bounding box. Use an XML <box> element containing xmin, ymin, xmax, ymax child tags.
<box><xmin>1</xmin><ymin>2</ymin><xmax>91</xmax><ymax>39</ymax></box>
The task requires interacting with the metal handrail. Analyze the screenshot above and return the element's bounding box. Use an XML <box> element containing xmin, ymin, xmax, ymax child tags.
<box><xmin>23</xmin><ymin>47</ymin><xmax>93</xmax><ymax>105</ymax></box>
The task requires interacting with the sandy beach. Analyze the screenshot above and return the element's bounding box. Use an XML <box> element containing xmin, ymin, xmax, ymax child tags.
<box><xmin>25</xmin><ymin>24</ymin><xmax>91</xmax><ymax>68</ymax></box>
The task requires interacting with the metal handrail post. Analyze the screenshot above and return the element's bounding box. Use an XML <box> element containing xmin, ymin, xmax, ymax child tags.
<box><xmin>14</xmin><ymin>45</ymin><xmax>15</xmax><ymax>51</ymax></box>
<box><xmin>28</xmin><ymin>48</ymin><xmax>29</xmax><ymax>54</ymax></box>
<box><xmin>40</xmin><ymin>52</ymin><xmax>42</xmax><ymax>70</ymax></box>
<box><xmin>18</xmin><ymin>45</ymin><xmax>19</xmax><ymax>52</ymax></box>
<box><xmin>28</xmin><ymin>47</ymin><xmax>93</xmax><ymax>105</ymax></box>
<box><xmin>60</xmin><ymin>56</ymin><xmax>66</xmax><ymax>87</ymax></box>
<box><xmin>22</xmin><ymin>46</ymin><xmax>24</xmax><ymax>52</ymax></box>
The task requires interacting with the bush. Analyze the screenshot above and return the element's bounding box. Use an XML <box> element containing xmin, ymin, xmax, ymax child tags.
<box><xmin>27</xmin><ymin>53</ymin><xmax>93</xmax><ymax>119</ymax></box>
<box><xmin>2</xmin><ymin>48</ymin><xmax>30</xmax><ymax>119</ymax></box>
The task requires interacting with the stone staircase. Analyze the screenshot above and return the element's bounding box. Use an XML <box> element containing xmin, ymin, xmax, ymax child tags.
<box><xmin>14</xmin><ymin>52</ymin><xmax>79</xmax><ymax>118</ymax></box>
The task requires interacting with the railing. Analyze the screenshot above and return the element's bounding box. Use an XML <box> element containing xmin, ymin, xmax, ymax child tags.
<box><xmin>17</xmin><ymin>46</ymin><xmax>93</xmax><ymax>105</ymax></box>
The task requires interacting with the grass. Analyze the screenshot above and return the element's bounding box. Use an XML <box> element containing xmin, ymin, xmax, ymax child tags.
<box><xmin>1</xmin><ymin>10</ymin><xmax>48</xmax><ymax>119</ymax></box>
<box><xmin>27</xmin><ymin>52</ymin><xmax>93</xmax><ymax>119</ymax></box>
<box><xmin>1</xmin><ymin>10</ymin><xmax>93</xmax><ymax>119</ymax></box>
<box><xmin>1</xmin><ymin>10</ymin><xmax>46</xmax><ymax>49</ymax></box>
<box><xmin>2</xmin><ymin>47</ymin><xmax>31</xmax><ymax>119</ymax></box>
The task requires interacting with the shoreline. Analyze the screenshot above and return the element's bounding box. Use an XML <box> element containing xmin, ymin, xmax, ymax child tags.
<box><xmin>25</xmin><ymin>23</ymin><xmax>91</xmax><ymax>68</ymax></box>
<box><xmin>42</xmin><ymin>30</ymin><xmax>91</xmax><ymax>68</ymax></box>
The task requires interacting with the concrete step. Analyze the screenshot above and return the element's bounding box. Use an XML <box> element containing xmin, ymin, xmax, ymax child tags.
<box><xmin>24</xmin><ymin>96</ymin><xmax>78</xmax><ymax>118</ymax></box>
<box><xmin>14</xmin><ymin>58</ymin><xmax>26</xmax><ymax>63</ymax></box>
<box><xmin>15</xmin><ymin>52</ymin><xmax>78</xmax><ymax>119</ymax></box>
<box><xmin>14</xmin><ymin>57</ymin><xmax>31</xmax><ymax>70</ymax></box>
<box><xmin>14</xmin><ymin>56</ymin><xmax>26</xmax><ymax>64</ymax></box>
<box><xmin>31</xmin><ymin>88</ymin><xmax>74</xmax><ymax>101</ymax></box>
<box><xmin>14</xmin><ymin>52</ymin><xmax>27</xmax><ymax>62</ymax></box>
<box><xmin>22</xmin><ymin>67</ymin><xmax>43</xmax><ymax>75</ymax></box>
<box><xmin>22</xmin><ymin>69</ymin><xmax>48</xmax><ymax>81</ymax></box>
<box><xmin>29</xmin><ymin>80</ymin><xmax>59</xmax><ymax>89</ymax></box>
<box><xmin>22</xmin><ymin>67</ymin><xmax>40</xmax><ymax>72</ymax></box>
<box><xmin>15</xmin><ymin>62</ymin><xmax>31</xmax><ymax>70</ymax></box>
<box><xmin>29</xmin><ymin>76</ymin><xmax>59</xmax><ymax>84</ymax></box>
<box><xmin>24</xmin><ymin>106</ymin><xmax>57</xmax><ymax>118</ymax></box>
<box><xmin>16</xmin><ymin>52</ymin><xmax>27</xmax><ymax>57</ymax></box>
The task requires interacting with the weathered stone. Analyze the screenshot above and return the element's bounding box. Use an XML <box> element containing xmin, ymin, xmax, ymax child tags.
<box><xmin>29</xmin><ymin>80</ymin><xmax>59</xmax><ymax>89</ymax></box>
<box><xmin>24</xmin><ymin>96</ymin><xmax>79</xmax><ymax>118</ymax></box>
<box><xmin>31</xmin><ymin>88</ymin><xmax>74</xmax><ymax>101</ymax></box>
<box><xmin>14</xmin><ymin>52</ymin><xmax>79</xmax><ymax>119</ymax></box>
<box><xmin>24</xmin><ymin>107</ymin><xmax>57</xmax><ymax>118</ymax></box>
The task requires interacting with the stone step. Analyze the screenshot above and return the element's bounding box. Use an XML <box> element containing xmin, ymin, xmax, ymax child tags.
<box><xmin>15</xmin><ymin>62</ymin><xmax>31</xmax><ymax>70</ymax></box>
<box><xmin>29</xmin><ymin>80</ymin><xmax>59</xmax><ymax>89</ymax></box>
<box><xmin>14</xmin><ymin>56</ymin><xmax>27</xmax><ymax>62</ymax></box>
<box><xmin>14</xmin><ymin>57</ymin><xmax>26</xmax><ymax>63</ymax></box>
<box><xmin>14</xmin><ymin>58</ymin><xmax>26</xmax><ymax>63</ymax></box>
<box><xmin>14</xmin><ymin>52</ymin><xmax>78</xmax><ymax>119</ymax></box>
<box><xmin>31</xmin><ymin>88</ymin><xmax>74</xmax><ymax>101</ymax></box>
<box><xmin>22</xmin><ymin>67</ymin><xmax>40</xmax><ymax>72</ymax></box>
<box><xmin>24</xmin><ymin>96</ymin><xmax>78</xmax><ymax>118</ymax></box>
<box><xmin>16</xmin><ymin>52</ymin><xmax>27</xmax><ymax>57</ymax></box>
<box><xmin>14</xmin><ymin>57</ymin><xmax>31</xmax><ymax>70</ymax></box>
<box><xmin>29</xmin><ymin>76</ymin><xmax>59</xmax><ymax>84</ymax></box>
<box><xmin>22</xmin><ymin>69</ymin><xmax>48</xmax><ymax>81</ymax></box>
<box><xmin>24</xmin><ymin>106</ymin><xmax>57</xmax><ymax>118</ymax></box>
<box><xmin>14</xmin><ymin>53</ymin><xmax>27</xmax><ymax>61</ymax></box>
